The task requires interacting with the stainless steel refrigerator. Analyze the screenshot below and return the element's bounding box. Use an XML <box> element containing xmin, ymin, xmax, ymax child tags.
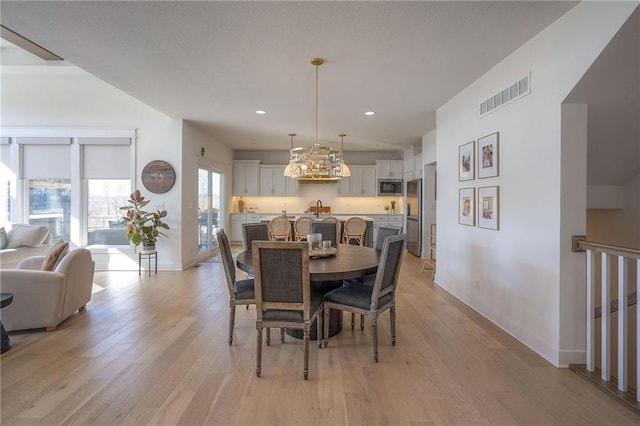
<box><xmin>406</xmin><ymin>179</ymin><xmax>422</xmax><ymax>256</ymax></box>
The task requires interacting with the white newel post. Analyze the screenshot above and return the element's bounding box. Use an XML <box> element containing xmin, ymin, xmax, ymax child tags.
<box><xmin>586</xmin><ymin>249</ymin><xmax>595</xmax><ymax>372</ymax></box>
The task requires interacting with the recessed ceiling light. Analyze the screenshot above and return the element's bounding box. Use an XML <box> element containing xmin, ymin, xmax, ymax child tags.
<box><xmin>256</xmin><ymin>110</ymin><xmax>266</xmax><ymax>115</ymax></box>
<box><xmin>364</xmin><ymin>111</ymin><xmax>375</xmax><ymax>116</ymax></box>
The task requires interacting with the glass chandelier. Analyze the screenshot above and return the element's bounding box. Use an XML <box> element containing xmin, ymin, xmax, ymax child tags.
<box><xmin>284</xmin><ymin>58</ymin><xmax>351</xmax><ymax>181</ymax></box>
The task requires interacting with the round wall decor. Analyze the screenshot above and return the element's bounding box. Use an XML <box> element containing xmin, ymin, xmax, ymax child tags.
<box><xmin>141</xmin><ymin>160</ymin><xmax>176</xmax><ymax>194</ymax></box>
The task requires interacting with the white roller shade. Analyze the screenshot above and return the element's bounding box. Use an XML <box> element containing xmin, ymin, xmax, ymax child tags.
<box><xmin>22</xmin><ymin>144</ymin><xmax>71</xmax><ymax>179</ymax></box>
<box><xmin>83</xmin><ymin>144</ymin><xmax>130</xmax><ymax>178</ymax></box>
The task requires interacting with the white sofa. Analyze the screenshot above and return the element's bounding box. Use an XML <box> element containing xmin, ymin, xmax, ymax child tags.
<box><xmin>0</xmin><ymin>248</ymin><xmax>95</xmax><ymax>331</ymax></box>
<box><xmin>0</xmin><ymin>224</ymin><xmax>54</xmax><ymax>269</ymax></box>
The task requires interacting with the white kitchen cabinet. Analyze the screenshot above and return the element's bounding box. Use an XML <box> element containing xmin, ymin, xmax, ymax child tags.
<box><xmin>230</xmin><ymin>214</ymin><xmax>246</xmax><ymax>242</ymax></box>
<box><xmin>260</xmin><ymin>165</ymin><xmax>286</xmax><ymax>196</ymax></box>
<box><xmin>337</xmin><ymin>176</ymin><xmax>350</xmax><ymax>196</ymax></box>
<box><xmin>233</xmin><ymin>160</ymin><xmax>260</xmax><ymax>196</ymax></box>
<box><xmin>285</xmin><ymin>175</ymin><xmax>300</xmax><ymax>196</ymax></box>
<box><xmin>375</xmin><ymin>160</ymin><xmax>403</xmax><ymax>179</ymax></box>
<box><xmin>349</xmin><ymin>166</ymin><xmax>376</xmax><ymax>196</ymax></box>
<box><xmin>246</xmin><ymin>214</ymin><xmax>263</xmax><ymax>223</ymax></box>
<box><xmin>413</xmin><ymin>154</ymin><xmax>423</xmax><ymax>178</ymax></box>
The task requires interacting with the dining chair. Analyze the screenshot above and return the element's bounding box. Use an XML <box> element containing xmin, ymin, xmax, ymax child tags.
<box><xmin>321</xmin><ymin>216</ymin><xmax>342</xmax><ymax>243</ymax></box>
<box><xmin>217</xmin><ymin>229</ymin><xmax>282</xmax><ymax>345</ymax></box>
<box><xmin>342</xmin><ymin>217</ymin><xmax>367</xmax><ymax>246</ymax></box>
<box><xmin>310</xmin><ymin>221</ymin><xmax>338</xmax><ymax>247</ymax></box>
<box><xmin>252</xmin><ymin>241</ymin><xmax>323</xmax><ymax>379</ymax></box>
<box><xmin>294</xmin><ymin>216</ymin><xmax>313</xmax><ymax>241</ymax></box>
<box><xmin>348</xmin><ymin>224</ymin><xmax>402</xmax><ymax>330</ymax></box>
<box><xmin>322</xmin><ymin>233</ymin><xmax>406</xmax><ymax>362</ymax></box>
<box><xmin>268</xmin><ymin>216</ymin><xmax>292</xmax><ymax>241</ymax></box>
<box><xmin>242</xmin><ymin>222</ymin><xmax>269</xmax><ymax>251</ymax></box>
<box><xmin>375</xmin><ymin>225</ymin><xmax>402</xmax><ymax>251</ymax></box>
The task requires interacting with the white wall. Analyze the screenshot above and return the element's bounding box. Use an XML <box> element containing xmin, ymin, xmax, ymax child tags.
<box><xmin>1</xmin><ymin>65</ymin><xmax>184</xmax><ymax>270</ymax></box>
<box><xmin>181</xmin><ymin>120</ymin><xmax>234</xmax><ymax>268</ymax></box>
<box><xmin>435</xmin><ymin>2</ymin><xmax>637</xmax><ymax>366</ymax></box>
<box><xmin>422</xmin><ymin>129</ymin><xmax>437</xmax><ymax>259</ymax></box>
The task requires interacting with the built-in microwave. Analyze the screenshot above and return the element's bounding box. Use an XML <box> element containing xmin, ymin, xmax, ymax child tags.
<box><xmin>377</xmin><ymin>179</ymin><xmax>403</xmax><ymax>196</ymax></box>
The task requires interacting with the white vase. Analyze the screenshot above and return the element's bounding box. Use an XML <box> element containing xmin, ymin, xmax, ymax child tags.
<box><xmin>142</xmin><ymin>241</ymin><xmax>156</xmax><ymax>253</ymax></box>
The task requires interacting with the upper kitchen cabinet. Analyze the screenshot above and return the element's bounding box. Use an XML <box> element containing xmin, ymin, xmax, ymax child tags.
<box><xmin>233</xmin><ymin>160</ymin><xmax>260</xmax><ymax>196</ymax></box>
<box><xmin>284</xmin><ymin>174</ymin><xmax>300</xmax><ymax>196</ymax></box>
<box><xmin>414</xmin><ymin>153</ymin><xmax>423</xmax><ymax>178</ymax></box>
<box><xmin>260</xmin><ymin>165</ymin><xmax>286</xmax><ymax>196</ymax></box>
<box><xmin>260</xmin><ymin>165</ymin><xmax>300</xmax><ymax>196</ymax></box>
<box><xmin>375</xmin><ymin>160</ymin><xmax>403</xmax><ymax>179</ymax></box>
<box><xmin>349</xmin><ymin>165</ymin><xmax>376</xmax><ymax>196</ymax></box>
<box><xmin>337</xmin><ymin>175</ymin><xmax>350</xmax><ymax>196</ymax></box>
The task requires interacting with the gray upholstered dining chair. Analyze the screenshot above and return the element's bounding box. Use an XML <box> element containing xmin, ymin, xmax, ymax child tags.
<box><xmin>242</xmin><ymin>222</ymin><xmax>269</xmax><ymax>251</ymax></box>
<box><xmin>322</xmin><ymin>233</ymin><xmax>406</xmax><ymax>362</ymax></box>
<box><xmin>375</xmin><ymin>225</ymin><xmax>402</xmax><ymax>251</ymax></box>
<box><xmin>252</xmin><ymin>241</ymin><xmax>323</xmax><ymax>380</ymax></box>
<box><xmin>321</xmin><ymin>216</ymin><xmax>342</xmax><ymax>242</ymax></box>
<box><xmin>310</xmin><ymin>221</ymin><xmax>338</xmax><ymax>247</ymax></box>
<box><xmin>216</xmin><ymin>229</ymin><xmax>282</xmax><ymax>345</ymax></box>
<box><xmin>348</xmin><ymin>224</ymin><xmax>402</xmax><ymax>330</ymax></box>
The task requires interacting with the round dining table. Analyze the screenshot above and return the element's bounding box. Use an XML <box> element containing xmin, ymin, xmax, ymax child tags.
<box><xmin>236</xmin><ymin>243</ymin><xmax>380</xmax><ymax>282</ymax></box>
<box><xmin>236</xmin><ymin>243</ymin><xmax>381</xmax><ymax>339</ymax></box>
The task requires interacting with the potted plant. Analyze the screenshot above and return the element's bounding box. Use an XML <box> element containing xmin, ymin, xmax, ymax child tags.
<box><xmin>390</xmin><ymin>200</ymin><xmax>396</xmax><ymax>213</ymax></box>
<box><xmin>384</xmin><ymin>205</ymin><xmax>390</xmax><ymax>214</ymax></box>
<box><xmin>120</xmin><ymin>189</ymin><xmax>169</xmax><ymax>252</ymax></box>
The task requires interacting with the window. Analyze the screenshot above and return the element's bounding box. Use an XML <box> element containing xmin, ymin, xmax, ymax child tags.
<box><xmin>28</xmin><ymin>179</ymin><xmax>71</xmax><ymax>241</ymax></box>
<box><xmin>87</xmin><ymin>179</ymin><xmax>131</xmax><ymax>245</ymax></box>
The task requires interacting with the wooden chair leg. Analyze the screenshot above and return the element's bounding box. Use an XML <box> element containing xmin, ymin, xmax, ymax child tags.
<box><xmin>266</xmin><ymin>327</ymin><xmax>271</xmax><ymax>346</ymax></box>
<box><xmin>303</xmin><ymin>327</ymin><xmax>310</xmax><ymax>380</ymax></box>
<box><xmin>351</xmin><ymin>313</ymin><xmax>355</xmax><ymax>330</ymax></box>
<box><xmin>316</xmin><ymin>312</ymin><xmax>322</xmax><ymax>348</ymax></box>
<box><xmin>256</xmin><ymin>326</ymin><xmax>263</xmax><ymax>377</ymax></box>
<box><xmin>323</xmin><ymin>306</ymin><xmax>330</xmax><ymax>347</ymax></box>
<box><xmin>371</xmin><ymin>316</ymin><xmax>379</xmax><ymax>363</ymax></box>
<box><xmin>390</xmin><ymin>306</ymin><xmax>396</xmax><ymax>346</ymax></box>
<box><xmin>280</xmin><ymin>328</ymin><xmax>285</xmax><ymax>343</ymax></box>
<box><xmin>360</xmin><ymin>314</ymin><xmax>364</xmax><ymax>330</ymax></box>
<box><xmin>228</xmin><ymin>303</ymin><xmax>236</xmax><ymax>345</ymax></box>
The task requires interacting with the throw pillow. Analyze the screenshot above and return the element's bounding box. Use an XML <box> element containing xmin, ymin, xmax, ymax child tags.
<box><xmin>6</xmin><ymin>224</ymin><xmax>50</xmax><ymax>248</ymax></box>
<box><xmin>0</xmin><ymin>227</ymin><xmax>7</xmax><ymax>249</ymax></box>
<box><xmin>41</xmin><ymin>239</ymin><xmax>70</xmax><ymax>271</ymax></box>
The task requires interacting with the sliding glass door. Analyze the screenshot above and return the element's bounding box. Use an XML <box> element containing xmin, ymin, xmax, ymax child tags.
<box><xmin>198</xmin><ymin>168</ymin><xmax>223</xmax><ymax>255</ymax></box>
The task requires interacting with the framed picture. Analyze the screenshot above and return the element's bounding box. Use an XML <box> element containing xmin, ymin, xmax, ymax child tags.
<box><xmin>458</xmin><ymin>187</ymin><xmax>475</xmax><ymax>226</ymax></box>
<box><xmin>458</xmin><ymin>141</ymin><xmax>475</xmax><ymax>181</ymax></box>
<box><xmin>478</xmin><ymin>186</ymin><xmax>499</xmax><ymax>230</ymax></box>
<box><xmin>477</xmin><ymin>132</ymin><xmax>499</xmax><ymax>178</ymax></box>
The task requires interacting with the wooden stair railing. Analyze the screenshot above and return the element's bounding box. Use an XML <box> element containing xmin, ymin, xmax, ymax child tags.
<box><xmin>576</xmin><ymin>240</ymin><xmax>640</xmax><ymax>406</ymax></box>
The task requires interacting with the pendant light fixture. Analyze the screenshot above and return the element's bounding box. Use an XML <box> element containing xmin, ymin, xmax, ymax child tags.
<box><xmin>284</xmin><ymin>58</ymin><xmax>349</xmax><ymax>181</ymax></box>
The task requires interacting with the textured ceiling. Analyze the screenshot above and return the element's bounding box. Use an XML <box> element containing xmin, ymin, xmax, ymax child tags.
<box><xmin>1</xmin><ymin>1</ymin><xmax>577</xmax><ymax>151</ymax></box>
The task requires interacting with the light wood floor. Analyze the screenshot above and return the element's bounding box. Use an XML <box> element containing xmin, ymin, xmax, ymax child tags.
<box><xmin>1</xmin><ymin>252</ymin><xmax>638</xmax><ymax>425</ymax></box>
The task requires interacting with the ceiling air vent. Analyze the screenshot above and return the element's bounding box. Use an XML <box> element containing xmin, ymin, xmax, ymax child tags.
<box><xmin>480</xmin><ymin>73</ymin><xmax>530</xmax><ymax>117</ymax></box>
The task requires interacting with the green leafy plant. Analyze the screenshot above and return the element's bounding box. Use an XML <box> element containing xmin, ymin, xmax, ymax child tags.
<box><xmin>120</xmin><ymin>189</ymin><xmax>169</xmax><ymax>247</ymax></box>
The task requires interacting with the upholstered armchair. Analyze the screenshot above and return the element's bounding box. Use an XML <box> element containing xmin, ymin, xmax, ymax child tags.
<box><xmin>0</xmin><ymin>248</ymin><xmax>95</xmax><ymax>332</ymax></box>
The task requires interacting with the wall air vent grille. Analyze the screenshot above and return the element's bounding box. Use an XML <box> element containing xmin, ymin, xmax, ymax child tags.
<box><xmin>480</xmin><ymin>74</ymin><xmax>530</xmax><ymax>117</ymax></box>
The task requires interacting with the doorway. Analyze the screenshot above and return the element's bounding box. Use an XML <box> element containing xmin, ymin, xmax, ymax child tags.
<box><xmin>198</xmin><ymin>168</ymin><xmax>223</xmax><ymax>255</ymax></box>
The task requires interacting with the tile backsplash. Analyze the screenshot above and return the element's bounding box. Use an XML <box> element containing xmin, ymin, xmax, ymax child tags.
<box><xmin>233</xmin><ymin>184</ymin><xmax>402</xmax><ymax>214</ymax></box>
